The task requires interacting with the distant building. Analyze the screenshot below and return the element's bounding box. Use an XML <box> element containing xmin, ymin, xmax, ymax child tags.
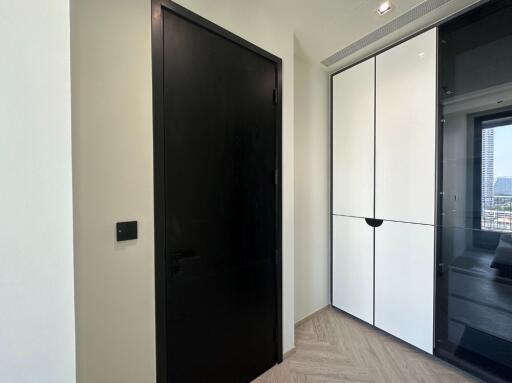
<box><xmin>495</xmin><ymin>176</ymin><xmax>512</xmax><ymax>196</ymax></box>
<box><xmin>482</xmin><ymin>129</ymin><xmax>494</xmax><ymax>205</ymax></box>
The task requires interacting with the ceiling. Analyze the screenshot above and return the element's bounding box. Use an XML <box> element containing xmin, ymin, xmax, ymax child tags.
<box><xmin>263</xmin><ymin>0</ymin><xmax>483</xmax><ymax>71</ymax></box>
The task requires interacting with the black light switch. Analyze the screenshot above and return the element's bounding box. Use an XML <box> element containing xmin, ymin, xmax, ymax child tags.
<box><xmin>116</xmin><ymin>221</ymin><xmax>137</xmax><ymax>241</ymax></box>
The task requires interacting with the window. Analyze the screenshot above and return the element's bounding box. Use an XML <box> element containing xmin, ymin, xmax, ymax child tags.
<box><xmin>479</xmin><ymin>114</ymin><xmax>512</xmax><ymax>233</ymax></box>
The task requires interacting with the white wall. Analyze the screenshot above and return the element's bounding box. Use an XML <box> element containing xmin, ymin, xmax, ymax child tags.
<box><xmin>71</xmin><ymin>0</ymin><xmax>294</xmax><ymax>382</ymax></box>
<box><xmin>294</xmin><ymin>51</ymin><xmax>330</xmax><ymax>322</ymax></box>
<box><xmin>0</xmin><ymin>1</ymin><xmax>76</xmax><ymax>382</ymax></box>
<box><xmin>71</xmin><ymin>0</ymin><xmax>156</xmax><ymax>381</ymax></box>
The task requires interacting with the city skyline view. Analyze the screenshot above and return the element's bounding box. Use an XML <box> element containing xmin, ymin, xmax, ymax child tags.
<box><xmin>493</xmin><ymin>125</ymin><xmax>512</xmax><ymax>178</ymax></box>
<box><xmin>481</xmin><ymin>124</ymin><xmax>512</xmax><ymax>232</ymax></box>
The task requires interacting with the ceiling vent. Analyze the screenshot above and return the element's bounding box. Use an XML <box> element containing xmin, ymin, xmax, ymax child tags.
<box><xmin>321</xmin><ymin>0</ymin><xmax>454</xmax><ymax>67</ymax></box>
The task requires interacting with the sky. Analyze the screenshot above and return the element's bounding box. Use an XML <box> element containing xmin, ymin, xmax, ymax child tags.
<box><xmin>493</xmin><ymin>124</ymin><xmax>512</xmax><ymax>178</ymax></box>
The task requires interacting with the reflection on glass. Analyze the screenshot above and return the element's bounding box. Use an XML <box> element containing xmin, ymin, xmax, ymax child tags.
<box><xmin>480</xmin><ymin>122</ymin><xmax>512</xmax><ymax>233</ymax></box>
<box><xmin>436</xmin><ymin>0</ymin><xmax>512</xmax><ymax>381</ymax></box>
<box><xmin>436</xmin><ymin>227</ymin><xmax>512</xmax><ymax>379</ymax></box>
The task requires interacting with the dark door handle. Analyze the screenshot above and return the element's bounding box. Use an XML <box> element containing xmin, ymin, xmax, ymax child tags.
<box><xmin>170</xmin><ymin>250</ymin><xmax>198</xmax><ymax>276</ymax></box>
<box><xmin>172</xmin><ymin>250</ymin><xmax>198</xmax><ymax>261</ymax></box>
<box><xmin>365</xmin><ymin>218</ymin><xmax>383</xmax><ymax>227</ymax></box>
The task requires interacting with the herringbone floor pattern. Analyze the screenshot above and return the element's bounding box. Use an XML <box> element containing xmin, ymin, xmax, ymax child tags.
<box><xmin>254</xmin><ymin>308</ymin><xmax>477</xmax><ymax>383</ymax></box>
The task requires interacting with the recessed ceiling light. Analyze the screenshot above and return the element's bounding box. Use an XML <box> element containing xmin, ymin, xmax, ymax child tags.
<box><xmin>377</xmin><ymin>1</ymin><xmax>392</xmax><ymax>15</ymax></box>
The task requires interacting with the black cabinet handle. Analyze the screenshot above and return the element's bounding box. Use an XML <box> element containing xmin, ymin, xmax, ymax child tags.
<box><xmin>365</xmin><ymin>218</ymin><xmax>383</xmax><ymax>227</ymax></box>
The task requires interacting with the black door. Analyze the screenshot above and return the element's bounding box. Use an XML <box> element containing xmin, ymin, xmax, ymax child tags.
<box><xmin>152</xmin><ymin>2</ymin><xmax>282</xmax><ymax>382</ymax></box>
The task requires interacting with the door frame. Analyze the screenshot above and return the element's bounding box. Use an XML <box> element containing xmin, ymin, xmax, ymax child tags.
<box><xmin>151</xmin><ymin>1</ymin><xmax>283</xmax><ymax>381</ymax></box>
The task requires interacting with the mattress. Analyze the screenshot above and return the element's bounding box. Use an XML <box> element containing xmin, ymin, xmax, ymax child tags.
<box><xmin>448</xmin><ymin>251</ymin><xmax>512</xmax><ymax>344</ymax></box>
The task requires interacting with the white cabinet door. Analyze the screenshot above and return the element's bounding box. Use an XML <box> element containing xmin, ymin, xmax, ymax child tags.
<box><xmin>333</xmin><ymin>58</ymin><xmax>375</xmax><ymax>218</ymax></box>
<box><xmin>375</xmin><ymin>221</ymin><xmax>434</xmax><ymax>353</ymax></box>
<box><xmin>332</xmin><ymin>215</ymin><xmax>374</xmax><ymax>324</ymax></box>
<box><xmin>375</xmin><ymin>29</ymin><xmax>436</xmax><ymax>225</ymax></box>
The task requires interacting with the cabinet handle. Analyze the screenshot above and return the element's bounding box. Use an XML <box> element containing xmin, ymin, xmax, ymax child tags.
<box><xmin>365</xmin><ymin>218</ymin><xmax>383</xmax><ymax>227</ymax></box>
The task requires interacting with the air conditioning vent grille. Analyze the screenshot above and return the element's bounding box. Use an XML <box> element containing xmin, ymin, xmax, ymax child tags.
<box><xmin>321</xmin><ymin>0</ymin><xmax>453</xmax><ymax>67</ymax></box>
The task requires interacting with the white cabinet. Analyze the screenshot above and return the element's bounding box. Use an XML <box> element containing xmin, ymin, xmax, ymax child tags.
<box><xmin>374</xmin><ymin>221</ymin><xmax>434</xmax><ymax>353</ymax></box>
<box><xmin>375</xmin><ymin>28</ymin><xmax>436</xmax><ymax>225</ymax></box>
<box><xmin>332</xmin><ymin>58</ymin><xmax>375</xmax><ymax>218</ymax></box>
<box><xmin>331</xmin><ymin>29</ymin><xmax>436</xmax><ymax>354</ymax></box>
<box><xmin>332</xmin><ymin>215</ymin><xmax>374</xmax><ymax>324</ymax></box>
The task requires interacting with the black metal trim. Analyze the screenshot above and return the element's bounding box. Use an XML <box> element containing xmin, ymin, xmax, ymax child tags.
<box><xmin>333</xmin><ymin>214</ymin><xmax>436</xmax><ymax>227</ymax></box>
<box><xmin>372</xmin><ymin>224</ymin><xmax>376</xmax><ymax>326</ymax></box>
<box><xmin>432</xmin><ymin>25</ymin><xmax>440</xmax><ymax>361</ymax></box>
<box><xmin>373</xmin><ymin>57</ymin><xmax>377</xmax><ymax>222</ymax></box>
<box><xmin>151</xmin><ymin>2</ymin><xmax>167</xmax><ymax>381</ymax></box>
<box><xmin>151</xmin><ymin>1</ymin><xmax>283</xmax><ymax>381</ymax></box>
<box><xmin>329</xmin><ymin>70</ymin><xmax>334</xmax><ymax>307</ymax></box>
<box><xmin>373</xmin><ymin>56</ymin><xmax>377</xmax><ymax>326</ymax></box>
<box><xmin>275</xmin><ymin>58</ymin><xmax>283</xmax><ymax>365</ymax></box>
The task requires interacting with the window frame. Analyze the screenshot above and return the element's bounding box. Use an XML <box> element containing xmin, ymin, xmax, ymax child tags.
<box><xmin>473</xmin><ymin>109</ymin><xmax>512</xmax><ymax>248</ymax></box>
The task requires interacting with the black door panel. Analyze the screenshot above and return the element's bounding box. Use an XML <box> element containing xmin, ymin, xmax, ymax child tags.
<box><xmin>153</xmin><ymin>2</ymin><xmax>282</xmax><ymax>382</ymax></box>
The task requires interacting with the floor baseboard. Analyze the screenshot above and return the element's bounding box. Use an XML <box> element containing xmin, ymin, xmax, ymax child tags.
<box><xmin>280</xmin><ymin>306</ymin><xmax>331</xmax><ymax>361</ymax></box>
<box><xmin>294</xmin><ymin>305</ymin><xmax>330</xmax><ymax>328</ymax></box>
<box><xmin>283</xmin><ymin>347</ymin><xmax>296</xmax><ymax>360</ymax></box>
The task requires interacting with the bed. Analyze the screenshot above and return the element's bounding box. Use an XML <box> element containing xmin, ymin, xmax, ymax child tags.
<box><xmin>447</xmin><ymin>236</ymin><xmax>512</xmax><ymax>370</ymax></box>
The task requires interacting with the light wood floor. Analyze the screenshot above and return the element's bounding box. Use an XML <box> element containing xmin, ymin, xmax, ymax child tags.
<box><xmin>254</xmin><ymin>307</ymin><xmax>478</xmax><ymax>383</ymax></box>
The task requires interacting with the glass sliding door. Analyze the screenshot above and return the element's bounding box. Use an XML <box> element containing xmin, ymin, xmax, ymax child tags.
<box><xmin>436</xmin><ymin>1</ymin><xmax>512</xmax><ymax>381</ymax></box>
